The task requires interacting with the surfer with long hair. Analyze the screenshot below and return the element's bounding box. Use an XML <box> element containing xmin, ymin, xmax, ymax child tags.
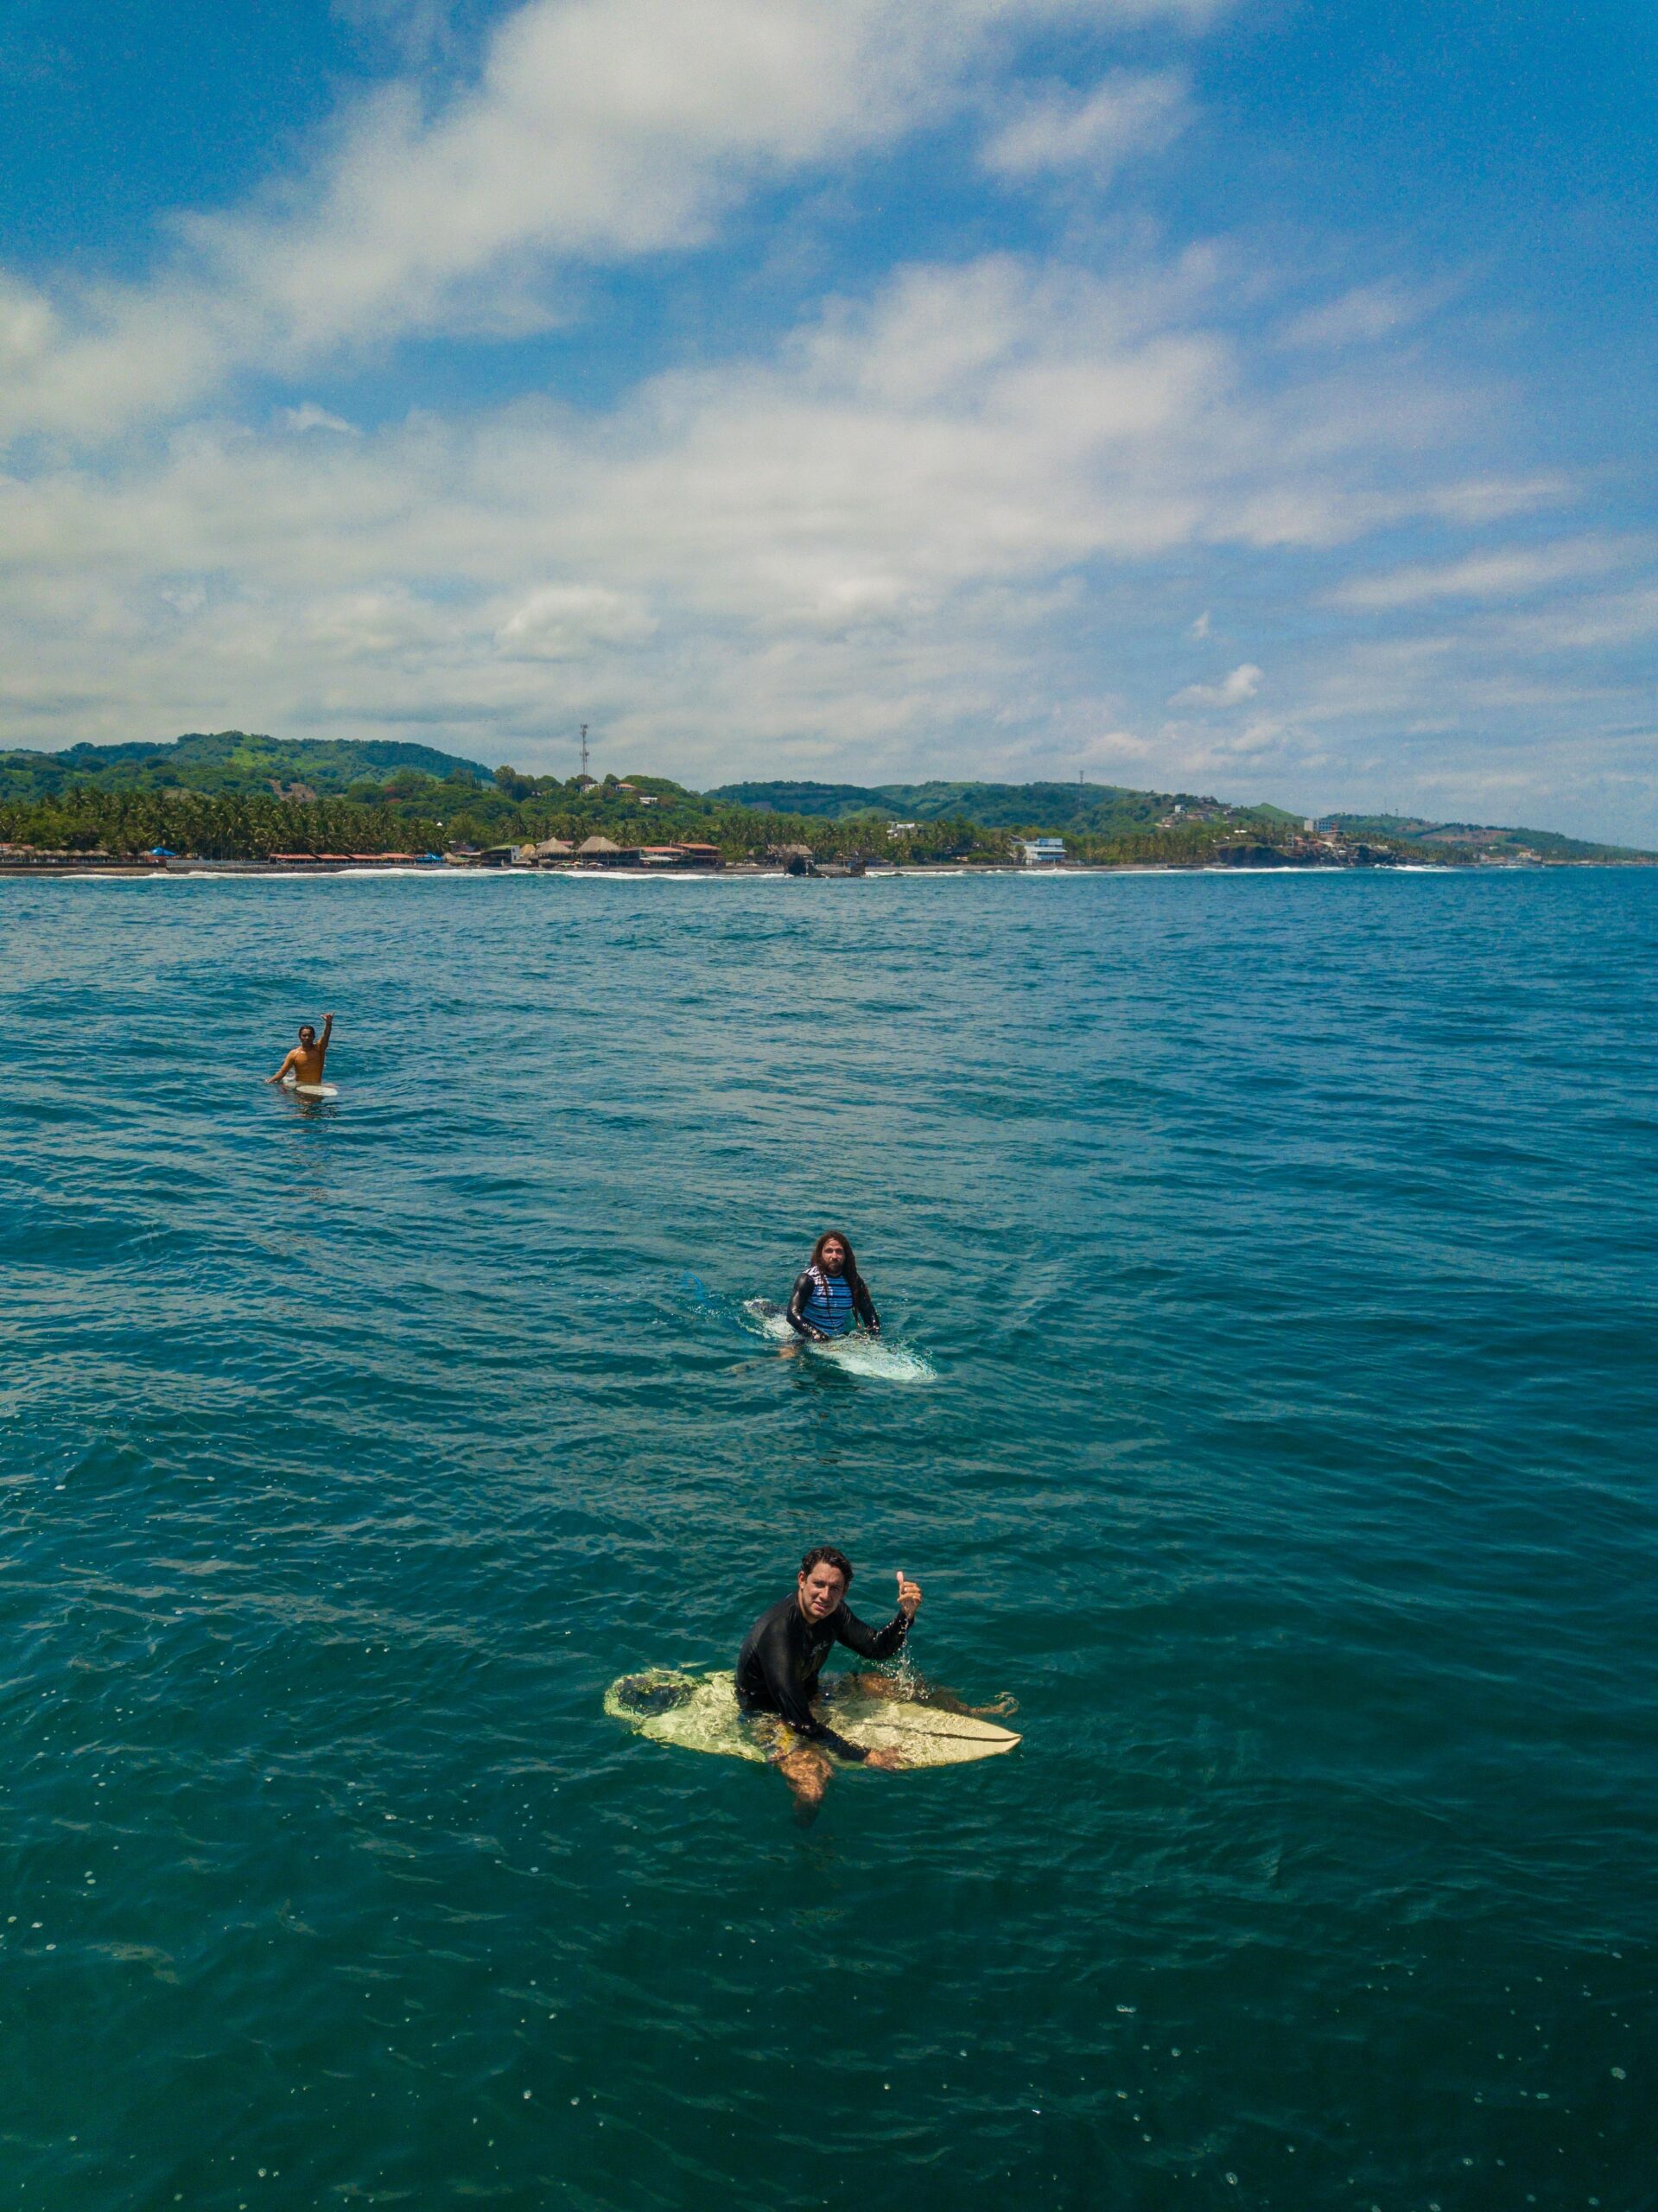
<box><xmin>785</xmin><ymin>1230</ymin><xmax>880</xmax><ymax>1344</ymax></box>
<box><xmin>267</xmin><ymin>1012</ymin><xmax>334</xmax><ymax>1089</ymax></box>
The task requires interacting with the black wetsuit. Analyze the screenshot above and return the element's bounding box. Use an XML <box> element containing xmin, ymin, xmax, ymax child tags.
<box><xmin>735</xmin><ymin>1594</ymin><xmax>912</xmax><ymax>1761</ymax></box>
<box><xmin>785</xmin><ymin>1270</ymin><xmax>880</xmax><ymax>1342</ymax></box>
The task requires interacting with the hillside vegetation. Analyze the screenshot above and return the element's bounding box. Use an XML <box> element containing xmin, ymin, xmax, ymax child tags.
<box><xmin>1315</xmin><ymin>814</ymin><xmax>1650</xmax><ymax>864</ymax></box>
<box><xmin>0</xmin><ymin>734</ymin><xmax>1650</xmax><ymax>864</ymax></box>
<box><xmin>0</xmin><ymin>731</ymin><xmax>491</xmax><ymax>804</ymax></box>
<box><xmin>708</xmin><ymin>777</ymin><xmax>1294</xmax><ymax>836</ymax></box>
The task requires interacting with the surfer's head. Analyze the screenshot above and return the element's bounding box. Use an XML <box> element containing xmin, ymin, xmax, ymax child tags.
<box><xmin>298</xmin><ymin>1025</ymin><xmax>316</xmax><ymax>1046</ymax></box>
<box><xmin>797</xmin><ymin>1545</ymin><xmax>853</xmax><ymax>1621</ymax></box>
<box><xmin>810</xmin><ymin>1230</ymin><xmax>859</xmax><ymax>1283</ymax></box>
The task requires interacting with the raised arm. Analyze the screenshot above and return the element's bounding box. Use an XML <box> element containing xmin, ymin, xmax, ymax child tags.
<box><xmin>834</xmin><ymin>1573</ymin><xmax>920</xmax><ymax>1664</ymax></box>
<box><xmin>315</xmin><ymin>1012</ymin><xmax>334</xmax><ymax>1066</ymax></box>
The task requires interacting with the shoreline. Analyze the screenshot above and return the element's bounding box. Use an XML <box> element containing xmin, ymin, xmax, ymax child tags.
<box><xmin>3</xmin><ymin>856</ymin><xmax>1650</xmax><ymax>883</ymax></box>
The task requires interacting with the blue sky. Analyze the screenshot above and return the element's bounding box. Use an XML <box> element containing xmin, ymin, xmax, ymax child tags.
<box><xmin>2</xmin><ymin>0</ymin><xmax>1655</xmax><ymax>839</ymax></box>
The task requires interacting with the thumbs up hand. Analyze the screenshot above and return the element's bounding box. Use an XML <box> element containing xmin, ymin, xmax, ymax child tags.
<box><xmin>895</xmin><ymin>1570</ymin><xmax>922</xmax><ymax>1619</ymax></box>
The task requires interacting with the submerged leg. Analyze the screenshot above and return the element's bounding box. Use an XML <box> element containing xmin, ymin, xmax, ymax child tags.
<box><xmin>974</xmin><ymin>1692</ymin><xmax>1020</xmax><ymax>1717</ymax></box>
<box><xmin>776</xmin><ymin>1743</ymin><xmax>833</xmax><ymax>1824</ymax></box>
<box><xmin>840</xmin><ymin>1671</ymin><xmax>900</xmax><ymax>1702</ymax></box>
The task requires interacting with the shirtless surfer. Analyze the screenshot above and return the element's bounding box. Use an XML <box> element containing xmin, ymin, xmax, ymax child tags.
<box><xmin>267</xmin><ymin>1013</ymin><xmax>334</xmax><ymax>1090</ymax></box>
<box><xmin>735</xmin><ymin>1547</ymin><xmax>921</xmax><ymax>1816</ymax></box>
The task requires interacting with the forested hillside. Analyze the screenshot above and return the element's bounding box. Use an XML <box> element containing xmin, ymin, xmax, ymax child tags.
<box><xmin>708</xmin><ymin>777</ymin><xmax>1291</xmax><ymax>835</ymax></box>
<box><xmin>1314</xmin><ymin>815</ymin><xmax>1653</xmax><ymax>863</ymax></box>
<box><xmin>0</xmin><ymin>735</ymin><xmax>1650</xmax><ymax>864</ymax></box>
<box><xmin>0</xmin><ymin>732</ymin><xmax>491</xmax><ymax>804</ymax></box>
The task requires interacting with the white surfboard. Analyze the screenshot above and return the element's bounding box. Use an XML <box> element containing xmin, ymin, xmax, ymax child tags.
<box><xmin>742</xmin><ymin>1299</ymin><xmax>936</xmax><ymax>1384</ymax></box>
<box><xmin>283</xmin><ymin>1078</ymin><xmax>339</xmax><ymax>1098</ymax></box>
<box><xmin>605</xmin><ymin>1669</ymin><xmax>1020</xmax><ymax>1768</ymax></box>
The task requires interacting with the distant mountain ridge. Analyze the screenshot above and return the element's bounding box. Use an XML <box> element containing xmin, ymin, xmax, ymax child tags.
<box><xmin>0</xmin><ymin>731</ymin><xmax>491</xmax><ymax>804</ymax></box>
<box><xmin>1</xmin><ymin>736</ymin><xmax>1651</xmax><ymax>861</ymax></box>
<box><xmin>707</xmin><ymin>779</ymin><xmax>1652</xmax><ymax>861</ymax></box>
<box><xmin>706</xmin><ymin>776</ymin><xmax>1282</xmax><ymax>835</ymax></box>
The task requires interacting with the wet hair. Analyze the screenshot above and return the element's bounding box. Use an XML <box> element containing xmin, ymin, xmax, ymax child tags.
<box><xmin>799</xmin><ymin>1544</ymin><xmax>854</xmax><ymax>1589</ymax></box>
<box><xmin>298</xmin><ymin>1025</ymin><xmax>316</xmax><ymax>1042</ymax></box>
<box><xmin>808</xmin><ymin>1230</ymin><xmax>864</xmax><ymax>1293</ymax></box>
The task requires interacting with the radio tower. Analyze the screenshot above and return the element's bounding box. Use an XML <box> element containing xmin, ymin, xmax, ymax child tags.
<box><xmin>579</xmin><ymin>723</ymin><xmax>589</xmax><ymax>778</ymax></box>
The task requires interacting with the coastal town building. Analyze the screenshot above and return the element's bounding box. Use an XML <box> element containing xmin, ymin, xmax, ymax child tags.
<box><xmin>442</xmin><ymin>843</ymin><xmax>518</xmax><ymax>867</ymax></box>
<box><xmin>1017</xmin><ymin>837</ymin><xmax>1067</xmax><ymax>866</ymax></box>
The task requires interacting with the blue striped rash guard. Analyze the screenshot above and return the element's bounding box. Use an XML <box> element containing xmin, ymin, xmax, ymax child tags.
<box><xmin>786</xmin><ymin>1265</ymin><xmax>879</xmax><ymax>1341</ymax></box>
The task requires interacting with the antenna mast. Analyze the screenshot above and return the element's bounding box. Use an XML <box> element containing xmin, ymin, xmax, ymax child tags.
<box><xmin>579</xmin><ymin>723</ymin><xmax>589</xmax><ymax>778</ymax></box>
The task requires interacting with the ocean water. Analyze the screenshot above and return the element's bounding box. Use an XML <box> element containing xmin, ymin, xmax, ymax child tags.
<box><xmin>2</xmin><ymin>867</ymin><xmax>1653</xmax><ymax>2212</ymax></box>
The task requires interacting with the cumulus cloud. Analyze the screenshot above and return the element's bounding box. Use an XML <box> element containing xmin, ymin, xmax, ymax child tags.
<box><xmin>0</xmin><ymin>0</ymin><xmax>1650</xmax><ymax>840</ymax></box>
<box><xmin>495</xmin><ymin>583</ymin><xmax>658</xmax><ymax>658</ymax></box>
<box><xmin>1080</xmin><ymin>728</ymin><xmax>1153</xmax><ymax>761</ymax></box>
<box><xmin>982</xmin><ymin>70</ymin><xmax>1190</xmax><ymax>180</ymax></box>
<box><xmin>280</xmin><ymin>402</ymin><xmax>359</xmax><ymax>435</ymax></box>
<box><xmin>1169</xmin><ymin>663</ymin><xmax>1261</xmax><ymax>707</ymax></box>
<box><xmin>0</xmin><ymin>243</ymin><xmax>1581</xmax><ymax>786</ymax></box>
<box><xmin>0</xmin><ymin>0</ymin><xmax>1212</xmax><ymax>445</ymax></box>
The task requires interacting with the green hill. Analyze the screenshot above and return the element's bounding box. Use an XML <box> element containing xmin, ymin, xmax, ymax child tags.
<box><xmin>0</xmin><ymin>731</ymin><xmax>492</xmax><ymax>804</ymax></box>
<box><xmin>1321</xmin><ymin>814</ymin><xmax>1655</xmax><ymax>864</ymax></box>
<box><xmin>3</xmin><ymin>739</ymin><xmax>1652</xmax><ymax>863</ymax></box>
<box><xmin>707</xmin><ymin>777</ymin><xmax>1284</xmax><ymax>835</ymax></box>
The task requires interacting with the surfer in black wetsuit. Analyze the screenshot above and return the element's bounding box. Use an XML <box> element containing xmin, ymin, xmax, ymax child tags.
<box><xmin>736</xmin><ymin>1546</ymin><xmax>922</xmax><ymax>1815</ymax></box>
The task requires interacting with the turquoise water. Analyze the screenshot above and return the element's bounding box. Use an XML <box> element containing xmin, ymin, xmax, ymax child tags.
<box><xmin>3</xmin><ymin>868</ymin><xmax>1653</xmax><ymax>2212</ymax></box>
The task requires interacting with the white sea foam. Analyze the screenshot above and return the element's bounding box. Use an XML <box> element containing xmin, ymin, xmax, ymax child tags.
<box><xmin>742</xmin><ymin>1299</ymin><xmax>937</xmax><ymax>1385</ymax></box>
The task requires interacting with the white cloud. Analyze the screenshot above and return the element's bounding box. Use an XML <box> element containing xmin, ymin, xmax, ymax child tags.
<box><xmin>1080</xmin><ymin>728</ymin><xmax>1153</xmax><ymax>761</ymax></box>
<box><xmin>1420</xmin><ymin>474</ymin><xmax>1571</xmax><ymax>525</ymax></box>
<box><xmin>332</xmin><ymin>0</ymin><xmax>472</xmax><ymax>67</ymax></box>
<box><xmin>982</xmin><ymin>70</ymin><xmax>1190</xmax><ymax>181</ymax></box>
<box><xmin>0</xmin><ymin>0</ymin><xmax>1649</xmax><ymax>841</ymax></box>
<box><xmin>1281</xmin><ymin>280</ymin><xmax>1442</xmax><ymax>350</ymax></box>
<box><xmin>1488</xmin><ymin>583</ymin><xmax>1658</xmax><ymax>652</ymax></box>
<box><xmin>0</xmin><ymin>0</ymin><xmax>1212</xmax><ymax>445</ymax></box>
<box><xmin>0</xmin><ymin>271</ymin><xmax>56</xmax><ymax>368</ymax></box>
<box><xmin>1169</xmin><ymin>663</ymin><xmax>1261</xmax><ymax>707</ymax></box>
<box><xmin>495</xmin><ymin>583</ymin><xmax>657</xmax><ymax>657</ymax></box>
<box><xmin>0</xmin><ymin>249</ymin><xmax>1587</xmax><ymax>792</ymax></box>
<box><xmin>280</xmin><ymin>402</ymin><xmax>359</xmax><ymax>435</ymax></box>
<box><xmin>1330</xmin><ymin>537</ymin><xmax>1636</xmax><ymax>609</ymax></box>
